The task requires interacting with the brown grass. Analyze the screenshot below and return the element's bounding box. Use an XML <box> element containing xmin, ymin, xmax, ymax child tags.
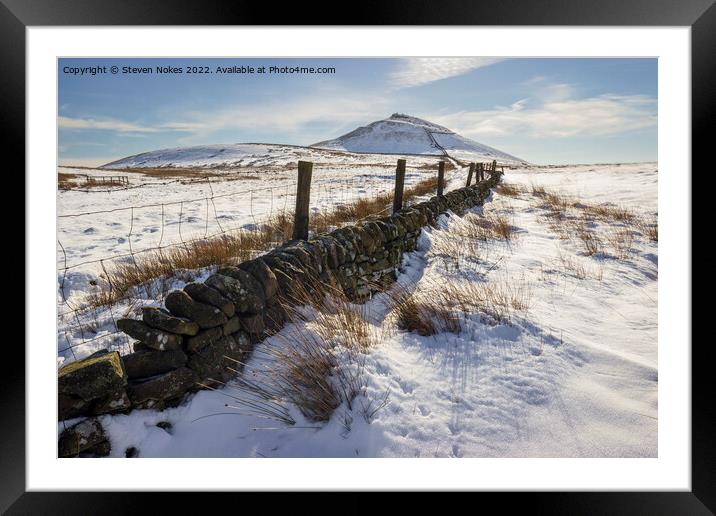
<box><xmin>557</xmin><ymin>248</ymin><xmax>604</xmax><ymax>281</ymax></box>
<box><xmin>216</xmin><ymin>283</ymin><xmax>382</xmax><ymax>424</ymax></box>
<box><xmin>495</xmin><ymin>183</ymin><xmax>523</xmax><ymax>197</ymax></box>
<box><xmin>573</xmin><ymin>217</ymin><xmax>602</xmax><ymax>256</ymax></box>
<box><xmin>636</xmin><ymin>216</ymin><xmax>658</xmax><ymax>242</ymax></box>
<box><xmin>387</xmin><ymin>275</ymin><xmax>532</xmax><ymax>333</ymax></box>
<box><xmin>88</xmin><ymin>214</ymin><xmax>294</xmax><ymax>307</ymax></box>
<box><xmin>452</xmin><ymin>212</ymin><xmax>516</xmax><ymax>242</ymax></box>
<box><xmin>528</xmin><ymin>183</ymin><xmax>657</xmax><ymax>254</ymax></box>
<box><xmin>605</xmin><ymin>226</ymin><xmax>635</xmax><ymax>259</ymax></box>
<box><xmin>87</xmin><ymin>177</ymin><xmax>442</xmax><ymax>308</ymax></box>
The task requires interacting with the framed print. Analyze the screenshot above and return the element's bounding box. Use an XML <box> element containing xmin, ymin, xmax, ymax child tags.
<box><xmin>5</xmin><ymin>0</ymin><xmax>710</xmax><ymax>511</ymax></box>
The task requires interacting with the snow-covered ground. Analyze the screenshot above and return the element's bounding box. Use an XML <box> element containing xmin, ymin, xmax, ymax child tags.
<box><xmin>58</xmin><ymin>161</ymin><xmax>658</xmax><ymax>458</ymax></box>
<box><xmin>58</xmin><ymin>156</ymin><xmax>445</xmax><ymax>306</ymax></box>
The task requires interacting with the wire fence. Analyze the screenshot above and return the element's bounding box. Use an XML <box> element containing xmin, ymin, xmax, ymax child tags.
<box><xmin>57</xmin><ymin>161</ymin><xmax>456</xmax><ymax>359</ymax></box>
<box><xmin>56</xmin><ymin>161</ymin><xmax>482</xmax><ymax>360</ymax></box>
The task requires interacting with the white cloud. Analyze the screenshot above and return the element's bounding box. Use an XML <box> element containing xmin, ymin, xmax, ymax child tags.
<box><xmin>58</xmin><ymin>116</ymin><xmax>161</xmax><ymax>133</ymax></box>
<box><xmin>162</xmin><ymin>92</ymin><xmax>393</xmax><ymax>142</ymax></box>
<box><xmin>59</xmin><ymin>92</ymin><xmax>392</xmax><ymax>142</ymax></box>
<box><xmin>429</xmin><ymin>94</ymin><xmax>656</xmax><ymax>139</ymax></box>
<box><xmin>390</xmin><ymin>57</ymin><xmax>505</xmax><ymax>89</ymax></box>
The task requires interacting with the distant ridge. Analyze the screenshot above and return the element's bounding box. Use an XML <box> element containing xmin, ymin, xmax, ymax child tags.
<box><xmin>103</xmin><ymin>113</ymin><xmax>527</xmax><ymax>169</ymax></box>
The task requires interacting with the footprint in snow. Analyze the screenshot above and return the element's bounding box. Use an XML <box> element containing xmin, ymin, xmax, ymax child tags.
<box><xmin>418</xmin><ymin>404</ymin><xmax>431</xmax><ymax>417</ymax></box>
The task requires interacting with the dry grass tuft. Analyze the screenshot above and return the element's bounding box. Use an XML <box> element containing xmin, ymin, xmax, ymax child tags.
<box><xmin>227</xmin><ymin>285</ymin><xmax>381</xmax><ymax>423</ymax></box>
<box><xmin>528</xmin><ymin>183</ymin><xmax>657</xmax><ymax>255</ymax></box>
<box><xmin>573</xmin><ymin>218</ymin><xmax>602</xmax><ymax>256</ymax></box>
<box><xmin>636</xmin><ymin>216</ymin><xmax>658</xmax><ymax>242</ymax></box>
<box><xmin>605</xmin><ymin>226</ymin><xmax>635</xmax><ymax>259</ymax></box>
<box><xmin>388</xmin><ymin>283</ymin><xmax>460</xmax><ymax>336</ymax></box>
<box><xmin>581</xmin><ymin>203</ymin><xmax>636</xmax><ymax>224</ymax></box>
<box><xmin>387</xmin><ymin>275</ymin><xmax>532</xmax><ymax>332</ymax></box>
<box><xmin>496</xmin><ymin>183</ymin><xmax>524</xmax><ymax>197</ymax></box>
<box><xmin>557</xmin><ymin>248</ymin><xmax>604</xmax><ymax>281</ymax></box>
<box><xmin>452</xmin><ymin>212</ymin><xmax>516</xmax><ymax>242</ymax></box>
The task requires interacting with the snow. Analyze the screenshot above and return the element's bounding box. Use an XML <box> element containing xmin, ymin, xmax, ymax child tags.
<box><xmin>59</xmin><ymin>161</ymin><xmax>658</xmax><ymax>458</ymax></box>
<box><xmin>102</xmin><ymin>143</ymin><xmax>439</xmax><ymax>170</ymax></box>
<box><xmin>313</xmin><ymin>113</ymin><xmax>527</xmax><ymax>164</ymax></box>
<box><xmin>102</xmin><ymin>114</ymin><xmax>527</xmax><ymax>170</ymax></box>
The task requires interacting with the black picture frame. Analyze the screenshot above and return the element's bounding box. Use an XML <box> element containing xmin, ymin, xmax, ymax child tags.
<box><xmin>4</xmin><ymin>0</ymin><xmax>708</xmax><ymax>512</ymax></box>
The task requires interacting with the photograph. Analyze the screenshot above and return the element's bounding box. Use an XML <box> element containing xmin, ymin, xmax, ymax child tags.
<box><xmin>55</xmin><ymin>56</ymin><xmax>659</xmax><ymax>459</ymax></box>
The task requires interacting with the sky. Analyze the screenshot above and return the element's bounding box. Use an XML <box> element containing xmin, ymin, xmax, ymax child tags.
<box><xmin>58</xmin><ymin>57</ymin><xmax>657</xmax><ymax>166</ymax></box>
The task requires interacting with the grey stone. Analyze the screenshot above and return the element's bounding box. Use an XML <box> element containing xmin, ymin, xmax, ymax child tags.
<box><xmin>127</xmin><ymin>367</ymin><xmax>197</xmax><ymax>407</ymax></box>
<box><xmin>185</xmin><ymin>326</ymin><xmax>223</xmax><ymax>354</ymax></box>
<box><xmin>122</xmin><ymin>349</ymin><xmax>188</xmax><ymax>379</ymax></box>
<box><xmin>91</xmin><ymin>389</ymin><xmax>132</xmax><ymax>415</ymax></box>
<box><xmin>187</xmin><ymin>334</ymin><xmax>249</xmax><ymax>383</ymax></box>
<box><xmin>58</xmin><ymin>393</ymin><xmax>91</xmax><ymax>421</ymax></box>
<box><xmin>58</xmin><ymin>351</ymin><xmax>127</xmax><ymax>402</ymax></box>
<box><xmin>165</xmin><ymin>290</ymin><xmax>228</xmax><ymax>329</ymax></box>
<box><xmin>78</xmin><ymin>439</ymin><xmax>111</xmax><ymax>458</ymax></box>
<box><xmin>58</xmin><ymin>418</ymin><xmax>108</xmax><ymax>458</ymax></box>
<box><xmin>205</xmin><ymin>272</ymin><xmax>264</xmax><ymax>313</ymax></box>
<box><xmin>117</xmin><ymin>318</ymin><xmax>184</xmax><ymax>351</ymax></box>
<box><xmin>223</xmin><ymin>315</ymin><xmax>241</xmax><ymax>336</ymax></box>
<box><xmin>184</xmin><ymin>282</ymin><xmax>235</xmax><ymax>317</ymax></box>
<box><xmin>237</xmin><ymin>258</ymin><xmax>279</xmax><ymax>300</ymax></box>
<box><xmin>142</xmin><ymin>307</ymin><xmax>200</xmax><ymax>336</ymax></box>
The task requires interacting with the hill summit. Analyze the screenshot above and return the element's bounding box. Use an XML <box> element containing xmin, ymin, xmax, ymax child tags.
<box><xmin>311</xmin><ymin>113</ymin><xmax>526</xmax><ymax>163</ymax></box>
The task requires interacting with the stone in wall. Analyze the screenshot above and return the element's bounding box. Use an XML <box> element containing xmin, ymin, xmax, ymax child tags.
<box><xmin>58</xmin><ymin>351</ymin><xmax>128</xmax><ymax>420</ymax></box>
<box><xmin>183</xmin><ymin>282</ymin><xmax>235</xmax><ymax>317</ymax></box>
<box><xmin>237</xmin><ymin>258</ymin><xmax>279</xmax><ymax>300</ymax></box>
<box><xmin>58</xmin><ymin>417</ymin><xmax>110</xmax><ymax>458</ymax></box>
<box><xmin>205</xmin><ymin>270</ymin><xmax>264</xmax><ymax>313</ymax></box>
<box><xmin>122</xmin><ymin>348</ymin><xmax>188</xmax><ymax>379</ymax></box>
<box><xmin>116</xmin><ymin>319</ymin><xmax>183</xmax><ymax>351</ymax></box>
<box><xmin>142</xmin><ymin>307</ymin><xmax>199</xmax><ymax>336</ymax></box>
<box><xmin>187</xmin><ymin>333</ymin><xmax>250</xmax><ymax>385</ymax></box>
<box><xmin>127</xmin><ymin>367</ymin><xmax>198</xmax><ymax>409</ymax></box>
<box><xmin>165</xmin><ymin>290</ymin><xmax>228</xmax><ymax>329</ymax></box>
<box><xmin>185</xmin><ymin>326</ymin><xmax>223</xmax><ymax>354</ymax></box>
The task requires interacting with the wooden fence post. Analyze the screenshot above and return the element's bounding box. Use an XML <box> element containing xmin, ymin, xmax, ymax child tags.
<box><xmin>437</xmin><ymin>161</ymin><xmax>445</xmax><ymax>196</ymax></box>
<box><xmin>478</xmin><ymin>163</ymin><xmax>483</xmax><ymax>181</ymax></box>
<box><xmin>292</xmin><ymin>160</ymin><xmax>313</xmax><ymax>241</ymax></box>
<box><xmin>466</xmin><ymin>163</ymin><xmax>475</xmax><ymax>187</ymax></box>
<box><xmin>393</xmin><ymin>159</ymin><xmax>406</xmax><ymax>214</ymax></box>
<box><xmin>492</xmin><ymin>160</ymin><xmax>497</xmax><ymax>174</ymax></box>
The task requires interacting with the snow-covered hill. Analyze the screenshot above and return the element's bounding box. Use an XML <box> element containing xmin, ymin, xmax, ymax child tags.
<box><xmin>102</xmin><ymin>113</ymin><xmax>527</xmax><ymax>169</ymax></box>
<box><xmin>312</xmin><ymin>113</ymin><xmax>527</xmax><ymax>164</ymax></box>
<box><xmin>102</xmin><ymin>143</ymin><xmax>357</xmax><ymax>170</ymax></box>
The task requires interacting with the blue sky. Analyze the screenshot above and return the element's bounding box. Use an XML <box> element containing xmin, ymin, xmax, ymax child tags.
<box><xmin>58</xmin><ymin>58</ymin><xmax>657</xmax><ymax>166</ymax></box>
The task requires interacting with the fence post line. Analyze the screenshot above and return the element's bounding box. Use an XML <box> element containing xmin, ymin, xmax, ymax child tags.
<box><xmin>437</xmin><ymin>161</ymin><xmax>445</xmax><ymax>196</ymax></box>
<box><xmin>292</xmin><ymin>160</ymin><xmax>313</xmax><ymax>241</ymax></box>
<box><xmin>393</xmin><ymin>159</ymin><xmax>406</xmax><ymax>214</ymax></box>
<box><xmin>466</xmin><ymin>162</ymin><xmax>475</xmax><ymax>187</ymax></box>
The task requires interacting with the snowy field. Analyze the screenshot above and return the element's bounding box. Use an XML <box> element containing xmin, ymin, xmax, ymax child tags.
<box><xmin>57</xmin><ymin>161</ymin><xmax>658</xmax><ymax>458</ymax></box>
<box><xmin>57</xmin><ymin>155</ymin><xmax>447</xmax><ymax>307</ymax></box>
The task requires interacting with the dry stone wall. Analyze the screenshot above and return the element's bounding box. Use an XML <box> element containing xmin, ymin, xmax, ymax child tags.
<box><xmin>57</xmin><ymin>171</ymin><xmax>502</xmax><ymax>457</ymax></box>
